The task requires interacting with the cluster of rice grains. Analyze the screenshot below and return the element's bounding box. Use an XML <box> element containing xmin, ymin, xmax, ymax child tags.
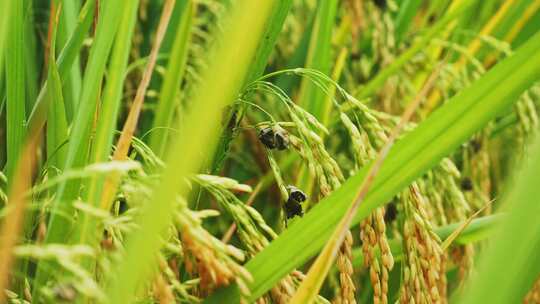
<box><xmin>340</xmin><ymin>97</ymin><xmax>394</xmax><ymax>304</ymax></box>
<box><xmin>245</xmin><ymin>62</ymin><xmax>477</xmax><ymax>303</ymax></box>
<box><xmin>253</xmin><ymin>123</ymin><xmax>332</xmax><ymax>303</ymax></box>
<box><xmin>194</xmin><ymin>174</ymin><xmax>326</xmax><ymax>304</ymax></box>
<box><xmin>399</xmin><ymin>185</ymin><xmax>445</xmax><ymax>304</ymax></box>
<box><xmin>235</xmin><ymin>74</ymin><xmax>342</xmax><ymax>302</ymax></box>
<box><xmin>177</xmin><ymin>204</ymin><xmax>252</xmax><ymax>299</ymax></box>
<box><xmin>341</xmin><ymin>97</ymin><xmax>469</xmax><ymax>304</ymax></box>
<box><xmin>97</xmin><ymin>144</ymin><xmax>253</xmax><ymax>303</ymax></box>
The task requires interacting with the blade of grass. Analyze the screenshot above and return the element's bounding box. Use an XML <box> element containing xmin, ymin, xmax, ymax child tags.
<box><xmin>4</xmin><ymin>0</ymin><xmax>26</xmax><ymax>181</ymax></box>
<box><xmin>103</xmin><ymin>1</ymin><xmax>276</xmax><ymax>302</ymax></box>
<box><xmin>321</xmin><ymin>48</ymin><xmax>347</xmax><ymax>128</ymax></box>
<box><xmin>27</xmin><ymin>0</ymin><xmax>95</xmax><ymax>139</ymax></box>
<box><xmin>510</xmin><ymin>1</ymin><xmax>540</xmax><ymax>47</ymax></box>
<box><xmin>394</xmin><ymin>0</ymin><xmax>423</xmax><ymax>43</ymax></box>
<box><xmin>22</xmin><ymin>1</ymin><xmax>39</xmax><ymax>113</ymax></box>
<box><xmin>425</xmin><ymin>0</ymin><xmax>516</xmax><ymax>114</ymax></box>
<box><xmin>455</xmin><ymin>0</ymin><xmax>515</xmax><ymax>69</ymax></box>
<box><xmin>410</xmin><ymin>0</ymin><xmax>464</xmax><ymax>91</ymax></box>
<box><xmin>484</xmin><ymin>0</ymin><xmax>540</xmax><ymax>66</ymax></box>
<box><xmin>42</xmin><ymin>0</ymin><xmax>124</xmax><ymax>244</ymax></box>
<box><xmin>0</xmin><ymin>0</ymin><xmax>55</xmax><ymax>285</ymax></box>
<box><xmin>210</xmin><ymin>0</ymin><xmax>293</xmax><ymax>172</ymax></box>
<box><xmin>46</xmin><ymin>13</ymin><xmax>69</xmax><ymax>182</ymax></box>
<box><xmin>243</xmin><ymin>1</ymin><xmax>294</xmax><ymax>85</ymax></box>
<box><xmin>458</xmin><ymin>135</ymin><xmax>540</xmax><ymax>304</ymax></box>
<box><xmin>349</xmin><ymin>0</ymin><xmax>473</xmax><ymax>102</ymax></box>
<box><xmin>17</xmin><ymin>2</ymin><xmax>61</xmax><ymax>292</ymax></box>
<box><xmin>205</xmin><ymin>29</ymin><xmax>540</xmax><ymax>303</ymax></box>
<box><xmin>297</xmin><ymin>0</ymin><xmax>338</xmax><ymax>120</ymax></box>
<box><xmin>0</xmin><ymin>0</ymin><xmax>12</xmax><ymax>77</ymax></box>
<box><xmin>149</xmin><ymin>0</ymin><xmax>193</xmax><ymax>158</ymax></box>
<box><xmin>274</xmin><ymin>14</ymin><xmax>314</xmax><ymax>96</ymax></box>
<box><xmin>76</xmin><ymin>0</ymin><xmax>141</xmax><ymax>246</ymax></box>
<box><xmin>34</xmin><ymin>0</ymin><xmax>124</xmax><ymax>294</ymax></box>
<box><xmin>56</xmin><ymin>0</ymin><xmax>83</xmax><ymax>121</ymax></box>
<box><xmin>492</xmin><ymin>0</ymin><xmax>539</xmax><ymax>42</ymax></box>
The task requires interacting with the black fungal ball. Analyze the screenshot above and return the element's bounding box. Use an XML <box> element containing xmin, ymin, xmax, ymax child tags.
<box><xmin>287</xmin><ymin>185</ymin><xmax>307</xmax><ymax>203</ymax></box>
<box><xmin>258</xmin><ymin>126</ymin><xmax>290</xmax><ymax>151</ymax></box>
<box><xmin>284</xmin><ymin>185</ymin><xmax>307</xmax><ymax>220</ymax></box>
<box><xmin>461</xmin><ymin>178</ymin><xmax>474</xmax><ymax>191</ymax></box>
<box><xmin>259</xmin><ymin>127</ymin><xmax>277</xmax><ymax>149</ymax></box>
<box><xmin>284</xmin><ymin>200</ymin><xmax>303</xmax><ymax>219</ymax></box>
<box><xmin>274</xmin><ymin>128</ymin><xmax>290</xmax><ymax>150</ymax></box>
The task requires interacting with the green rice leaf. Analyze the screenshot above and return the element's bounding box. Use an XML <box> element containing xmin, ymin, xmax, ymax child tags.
<box><xmin>46</xmin><ymin>17</ymin><xmax>68</xmax><ymax>179</ymax></box>
<box><xmin>4</xmin><ymin>0</ymin><xmax>26</xmax><ymax>181</ymax></box>
<box><xmin>149</xmin><ymin>0</ymin><xmax>193</xmax><ymax>157</ymax></box>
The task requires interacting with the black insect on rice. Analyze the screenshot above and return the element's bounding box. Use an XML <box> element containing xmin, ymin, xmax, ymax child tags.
<box><xmin>287</xmin><ymin>185</ymin><xmax>307</xmax><ymax>203</ymax></box>
<box><xmin>284</xmin><ymin>185</ymin><xmax>307</xmax><ymax>220</ymax></box>
<box><xmin>284</xmin><ymin>199</ymin><xmax>303</xmax><ymax>219</ymax></box>
<box><xmin>274</xmin><ymin>128</ymin><xmax>290</xmax><ymax>150</ymax></box>
<box><xmin>259</xmin><ymin>127</ymin><xmax>277</xmax><ymax>149</ymax></box>
<box><xmin>258</xmin><ymin>126</ymin><xmax>290</xmax><ymax>150</ymax></box>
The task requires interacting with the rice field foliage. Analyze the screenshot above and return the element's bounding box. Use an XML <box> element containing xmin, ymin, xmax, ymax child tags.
<box><xmin>0</xmin><ymin>0</ymin><xmax>539</xmax><ymax>303</ymax></box>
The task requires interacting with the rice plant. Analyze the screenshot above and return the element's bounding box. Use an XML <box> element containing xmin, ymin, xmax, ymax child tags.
<box><xmin>0</xmin><ymin>0</ymin><xmax>539</xmax><ymax>303</ymax></box>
